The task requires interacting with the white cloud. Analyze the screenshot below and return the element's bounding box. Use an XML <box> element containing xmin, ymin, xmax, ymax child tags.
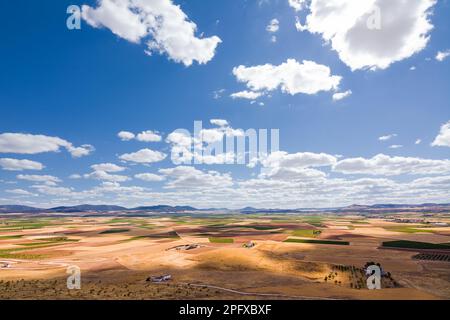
<box><xmin>159</xmin><ymin>166</ymin><xmax>233</xmax><ymax>189</ymax></box>
<box><xmin>118</xmin><ymin>131</ymin><xmax>135</xmax><ymax>141</ymax></box>
<box><xmin>294</xmin><ymin>0</ymin><xmax>437</xmax><ymax>71</ymax></box>
<box><xmin>69</xmin><ymin>174</ymin><xmax>82</xmax><ymax>179</ymax></box>
<box><xmin>82</xmin><ymin>0</ymin><xmax>222</xmax><ymax>66</ymax></box>
<box><xmin>415</xmin><ymin>139</ymin><xmax>422</xmax><ymax>145</ymax></box>
<box><xmin>7</xmin><ymin>156</ymin><xmax>450</xmax><ymax>209</ymax></box>
<box><xmin>261</xmin><ymin>151</ymin><xmax>337</xmax><ymax>169</ymax></box>
<box><xmin>436</xmin><ymin>50</ymin><xmax>450</xmax><ymax>62</ymax></box>
<box><xmin>210</xmin><ymin>119</ymin><xmax>229</xmax><ymax>127</ymax></box>
<box><xmin>0</xmin><ymin>133</ymin><xmax>94</xmax><ymax>158</ymax></box>
<box><xmin>136</xmin><ymin>130</ymin><xmax>162</xmax><ymax>142</ymax></box>
<box><xmin>31</xmin><ymin>185</ymin><xmax>73</xmax><ymax>196</ymax></box>
<box><xmin>332</xmin><ymin>90</ymin><xmax>352</xmax><ymax>101</ymax></box>
<box><xmin>135</xmin><ymin>173</ymin><xmax>165</xmax><ymax>182</ymax></box>
<box><xmin>17</xmin><ymin>174</ymin><xmax>61</xmax><ymax>186</ymax></box>
<box><xmin>389</xmin><ymin>145</ymin><xmax>403</xmax><ymax>149</ymax></box>
<box><xmin>266</xmin><ymin>19</ymin><xmax>279</xmax><ymax>33</ymax></box>
<box><xmin>65</xmin><ymin>144</ymin><xmax>95</xmax><ymax>158</ymax></box>
<box><xmin>82</xmin><ymin>0</ymin><xmax>147</xmax><ymax>43</ymax></box>
<box><xmin>295</xmin><ymin>16</ymin><xmax>307</xmax><ymax>32</ymax></box>
<box><xmin>230</xmin><ymin>90</ymin><xmax>264</xmax><ymax>100</ymax></box>
<box><xmin>259</xmin><ymin>167</ymin><xmax>327</xmax><ymax>181</ymax></box>
<box><xmin>119</xmin><ymin>148</ymin><xmax>167</xmax><ymax>163</ymax></box>
<box><xmin>91</xmin><ymin>163</ymin><xmax>126</xmax><ymax>172</ymax></box>
<box><xmin>6</xmin><ymin>189</ymin><xmax>35</xmax><ymax>196</ymax></box>
<box><xmin>118</xmin><ymin>130</ymin><xmax>162</xmax><ymax>142</ymax></box>
<box><xmin>84</xmin><ymin>170</ymin><xmax>130</xmax><ymax>182</ymax></box>
<box><xmin>333</xmin><ymin>154</ymin><xmax>450</xmax><ymax>176</ymax></box>
<box><xmin>232</xmin><ymin>59</ymin><xmax>341</xmax><ymax>97</ymax></box>
<box><xmin>379</xmin><ymin>134</ymin><xmax>397</xmax><ymax>141</ymax></box>
<box><xmin>166</xmin><ymin>131</ymin><xmax>193</xmax><ymax>148</ymax></box>
<box><xmin>200</xmin><ymin>127</ymin><xmax>244</xmax><ymax>144</ymax></box>
<box><xmin>432</xmin><ymin>121</ymin><xmax>450</xmax><ymax>147</ymax></box>
<box><xmin>288</xmin><ymin>0</ymin><xmax>307</xmax><ymax>11</ymax></box>
<box><xmin>0</xmin><ymin>158</ymin><xmax>44</xmax><ymax>171</ymax></box>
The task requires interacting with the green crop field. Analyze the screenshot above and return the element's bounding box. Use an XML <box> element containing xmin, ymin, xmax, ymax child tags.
<box><xmin>0</xmin><ymin>235</ymin><xmax>23</xmax><ymax>240</ymax></box>
<box><xmin>384</xmin><ymin>226</ymin><xmax>434</xmax><ymax>234</ymax></box>
<box><xmin>209</xmin><ymin>237</ymin><xmax>234</xmax><ymax>244</ymax></box>
<box><xmin>291</xmin><ymin>229</ymin><xmax>322</xmax><ymax>238</ymax></box>
<box><xmin>382</xmin><ymin>240</ymin><xmax>450</xmax><ymax>250</ymax></box>
<box><xmin>0</xmin><ymin>248</ymin><xmax>47</xmax><ymax>259</ymax></box>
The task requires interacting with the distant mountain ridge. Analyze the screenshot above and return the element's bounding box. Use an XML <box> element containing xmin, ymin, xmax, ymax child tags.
<box><xmin>0</xmin><ymin>203</ymin><xmax>449</xmax><ymax>214</ymax></box>
<box><xmin>49</xmin><ymin>205</ymin><xmax>127</xmax><ymax>213</ymax></box>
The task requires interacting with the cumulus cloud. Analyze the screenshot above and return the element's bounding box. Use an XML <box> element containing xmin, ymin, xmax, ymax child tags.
<box><xmin>259</xmin><ymin>167</ymin><xmax>327</xmax><ymax>181</ymax></box>
<box><xmin>118</xmin><ymin>130</ymin><xmax>162</xmax><ymax>142</ymax></box>
<box><xmin>266</xmin><ymin>18</ymin><xmax>279</xmax><ymax>33</ymax></box>
<box><xmin>232</xmin><ymin>59</ymin><xmax>341</xmax><ymax>97</ymax></box>
<box><xmin>166</xmin><ymin>131</ymin><xmax>193</xmax><ymax>148</ymax></box>
<box><xmin>261</xmin><ymin>151</ymin><xmax>337</xmax><ymax>169</ymax></box>
<box><xmin>66</xmin><ymin>144</ymin><xmax>95</xmax><ymax>157</ymax></box>
<box><xmin>0</xmin><ymin>133</ymin><xmax>94</xmax><ymax>158</ymax></box>
<box><xmin>159</xmin><ymin>166</ymin><xmax>233</xmax><ymax>189</ymax></box>
<box><xmin>8</xmin><ymin>154</ymin><xmax>450</xmax><ymax>209</ymax></box>
<box><xmin>135</xmin><ymin>173</ymin><xmax>165</xmax><ymax>182</ymax></box>
<box><xmin>91</xmin><ymin>163</ymin><xmax>126</xmax><ymax>172</ymax></box>
<box><xmin>288</xmin><ymin>0</ymin><xmax>306</xmax><ymax>11</ymax></box>
<box><xmin>84</xmin><ymin>170</ymin><xmax>130</xmax><ymax>182</ymax></box>
<box><xmin>294</xmin><ymin>0</ymin><xmax>437</xmax><ymax>70</ymax></box>
<box><xmin>118</xmin><ymin>131</ymin><xmax>135</xmax><ymax>141</ymax></box>
<box><xmin>17</xmin><ymin>174</ymin><xmax>61</xmax><ymax>186</ymax></box>
<box><xmin>119</xmin><ymin>148</ymin><xmax>167</xmax><ymax>163</ymax></box>
<box><xmin>432</xmin><ymin>121</ymin><xmax>450</xmax><ymax>147</ymax></box>
<box><xmin>389</xmin><ymin>145</ymin><xmax>403</xmax><ymax>149</ymax></box>
<box><xmin>166</xmin><ymin>121</ymin><xmax>246</xmax><ymax>165</ymax></box>
<box><xmin>31</xmin><ymin>185</ymin><xmax>73</xmax><ymax>196</ymax></box>
<box><xmin>136</xmin><ymin>130</ymin><xmax>162</xmax><ymax>142</ymax></box>
<box><xmin>210</xmin><ymin>119</ymin><xmax>229</xmax><ymax>127</ymax></box>
<box><xmin>82</xmin><ymin>0</ymin><xmax>222</xmax><ymax>66</ymax></box>
<box><xmin>436</xmin><ymin>50</ymin><xmax>450</xmax><ymax>62</ymax></box>
<box><xmin>332</xmin><ymin>90</ymin><xmax>352</xmax><ymax>101</ymax></box>
<box><xmin>333</xmin><ymin>154</ymin><xmax>450</xmax><ymax>176</ymax></box>
<box><xmin>0</xmin><ymin>158</ymin><xmax>44</xmax><ymax>171</ymax></box>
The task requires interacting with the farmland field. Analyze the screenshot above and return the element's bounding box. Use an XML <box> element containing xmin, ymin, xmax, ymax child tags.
<box><xmin>0</xmin><ymin>212</ymin><xmax>449</xmax><ymax>300</ymax></box>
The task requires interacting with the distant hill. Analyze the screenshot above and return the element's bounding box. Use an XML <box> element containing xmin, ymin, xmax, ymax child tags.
<box><xmin>49</xmin><ymin>205</ymin><xmax>127</xmax><ymax>213</ymax></box>
<box><xmin>0</xmin><ymin>205</ymin><xmax>41</xmax><ymax>214</ymax></box>
<box><xmin>131</xmin><ymin>205</ymin><xmax>198</xmax><ymax>212</ymax></box>
<box><xmin>336</xmin><ymin>203</ymin><xmax>450</xmax><ymax>213</ymax></box>
<box><xmin>0</xmin><ymin>203</ymin><xmax>449</xmax><ymax>215</ymax></box>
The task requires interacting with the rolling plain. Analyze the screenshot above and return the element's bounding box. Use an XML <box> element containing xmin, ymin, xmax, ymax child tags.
<box><xmin>1</xmin><ymin>211</ymin><xmax>449</xmax><ymax>300</ymax></box>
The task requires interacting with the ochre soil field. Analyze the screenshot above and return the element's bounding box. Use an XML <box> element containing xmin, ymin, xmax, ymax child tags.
<box><xmin>0</xmin><ymin>215</ymin><xmax>449</xmax><ymax>300</ymax></box>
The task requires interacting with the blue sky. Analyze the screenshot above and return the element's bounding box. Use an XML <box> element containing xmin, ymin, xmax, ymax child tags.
<box><xmin>0</xmin><ymin>0</ymin><xmax>449</xmax><ymax>209</ymax></box>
